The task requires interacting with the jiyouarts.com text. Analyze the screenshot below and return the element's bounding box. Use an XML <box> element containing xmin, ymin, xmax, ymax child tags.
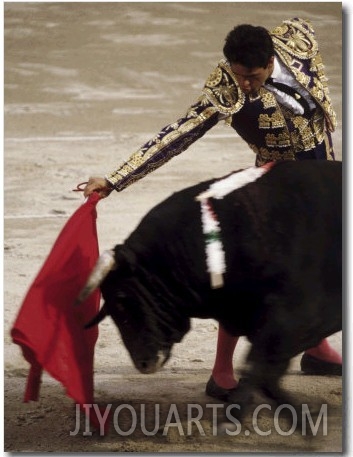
<box><xmin>69</xmin><ymin>402</ymin><xmax>328</xmax><ymax>437</ymax></box>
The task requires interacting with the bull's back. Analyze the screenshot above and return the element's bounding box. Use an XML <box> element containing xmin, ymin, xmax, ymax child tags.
<box><xmin>124</xmin><ymin>161</ymin><xmax>341</xmax><ymax>326</ymax></box>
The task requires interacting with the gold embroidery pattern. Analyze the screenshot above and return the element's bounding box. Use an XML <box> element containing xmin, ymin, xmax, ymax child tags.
<box><xmin>290</xmin><ymin>58</ymin><xmax>303</xmax><ymax>72</ymax></box>
<box><xmin>311</xmin><ymin>54</ymin><xmax>325</xmax><ymax>77</ymax></box>
<box><xmin>265</xmin><ymin>132</ymin><xmax>291</xmax><ymax>148</ymax></box>
<box><xmin>281</xmin><ymin>107</ymin><xmax>325</xmax><ymax>152</ymax></box>
<box><xmin>322</xmin><ymin>100</ymin><xmax>336</xmax><ymax>125</ymax></box>
<box><xmin>311</xmin><ymin>85</ymin><xmax>324</xmax><ymax>101</ymax></box>
<box><xmin>311</xmin><ymin>111</ymin><xmax>326</xmax><ymax>143</ymax></box>
<box><xmin>206</xmin><ymin>67</ymin><xmax>223</xmax><ymax>87</ymax></box>
<box><xmin>271</xmin><ymin>18</ymin><xmax>318</xmax><ymax>59</ymax></box>
<box><xmin>294</xmin><ymin>113</ymin><xmax>324</xmax><ymax>152</ymax></box>
<box><xmin>259</xmin><ymin>111</ymin><xmax>286</xmax><ymax>129</ymax></box>
<box><xmin>295</xmin><ymin>71</ymin><xmax>310</xmax><ymax>87</ymax></box>
<box><xmin>258</xmin><ymin>88</ymin><xmax>278</xmax><ymax>109</ymax></box>
<box><xmin>250</xmin><ymin>145</ymin><xmax>296</xmax><ymax>165</ymax></box>
<box><xmin>203</xmin><ymin>61</ymin><xmax>245</xmax><ymax>115</ymax></box>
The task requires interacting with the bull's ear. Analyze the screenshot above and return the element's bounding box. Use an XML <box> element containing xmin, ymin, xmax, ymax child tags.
<box><xmin>84</xmin><ymin>305</ymin><xmax>108</xmax><ymax>329</ymax></box>
<box><xmin>114</xmin><ymin>245</ymin><xmax>137</xmax><ymax>273</ymax></box>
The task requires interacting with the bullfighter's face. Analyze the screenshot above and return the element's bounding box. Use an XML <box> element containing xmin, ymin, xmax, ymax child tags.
<box><xmin>231</xmin><ymin>56</ymin><xmax>274</xmax><ymax>97</ymax></box>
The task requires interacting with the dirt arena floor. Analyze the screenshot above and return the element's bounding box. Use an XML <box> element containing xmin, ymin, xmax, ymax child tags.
<box><xmin>4</xmin><ymin>2</ymin><xmax>343</xmax><ymax>453</ymax></box>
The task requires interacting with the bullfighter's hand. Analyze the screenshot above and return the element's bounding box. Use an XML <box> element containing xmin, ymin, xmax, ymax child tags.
<box><xmin>83</xmin><ymin>177</ymin><xmax>113</xmax><ymax>198</ymax></box>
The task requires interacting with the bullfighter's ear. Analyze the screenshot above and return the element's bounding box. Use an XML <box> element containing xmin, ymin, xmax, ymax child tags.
<box><xmin>113</xmin><ymin>245</ymin><xmax>137</xmax><ymax>273</ymax></box>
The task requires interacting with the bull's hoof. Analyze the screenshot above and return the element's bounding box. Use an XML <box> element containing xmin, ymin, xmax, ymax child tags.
<box><xmin>300</xmin><ymin>353</ymin><xmax>342</xmax><ymax>376</ymax></box>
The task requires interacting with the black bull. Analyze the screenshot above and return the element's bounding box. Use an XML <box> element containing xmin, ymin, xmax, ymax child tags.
<box><xmin>78</xmin><ymin>160</ymin><xmax>342</xmax><ymax>414</ymax></box>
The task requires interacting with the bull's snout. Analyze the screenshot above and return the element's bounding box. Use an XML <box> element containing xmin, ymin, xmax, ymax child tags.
<box><xmin>134</xmin><ymin>349</ymin><xmax>170</xmax><ymax>374</ymax></box>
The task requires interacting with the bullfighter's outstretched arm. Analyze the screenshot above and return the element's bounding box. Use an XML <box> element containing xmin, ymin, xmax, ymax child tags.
<box><xmin>105</xmin><ymin>96</ymin><xmax>220</xmax><ymax>192</ymax></box>
<box><xmin>82</xmin><ymin>60</ymin><xmax>244</xmax><ymax>198</ymax></box>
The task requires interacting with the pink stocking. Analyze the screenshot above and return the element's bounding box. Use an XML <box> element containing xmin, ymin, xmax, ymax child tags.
<box><xmin>305</xmin><ymin>338</ymin><xmax>342</xmax><ymax>364</ymax></box>
<box><xmin>211</xmin><ymin>325</ymin><xmax>239</xmax><ymax>389</ymax></box>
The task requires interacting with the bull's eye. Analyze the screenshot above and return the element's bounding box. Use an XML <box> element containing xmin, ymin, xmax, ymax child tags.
<box><xmin>116</xmin><ymin>291</ymin><xmax>128</xmax><ymax>301</ymax></box>
<box><xmin>116</xmin><ymin>302</ymin><xmax>124</xmax><ymax>311</ymax></box>
<box><xmin>112</xmin><ymin>299</ymin><xmax>130</xmax><ymax>324</ymax></box>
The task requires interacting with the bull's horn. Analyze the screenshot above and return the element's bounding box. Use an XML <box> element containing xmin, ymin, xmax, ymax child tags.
<box><xmin>75</xmin><ymin>249</ymin><xmax>116</xmax><ymax>305</ymax></box>
<box><xmin>84</xmin><ymin>305</ymin><xmax>108</xmax><ymax>328</ymax></box>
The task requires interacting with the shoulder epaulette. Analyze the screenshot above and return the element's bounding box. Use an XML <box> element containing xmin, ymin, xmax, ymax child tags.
<box><xmin>202</xmin><ymin>60</ymin><xmax>245</xmax><ymax>115</ymax></box>
<box><xmin>271</xmin><ymin>17</ymin><xmax>318</xmax><ymax>60</ymax></box>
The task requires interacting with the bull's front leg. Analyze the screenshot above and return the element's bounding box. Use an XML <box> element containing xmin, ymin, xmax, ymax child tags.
<box><xmin>245</xmin><ymin>352</ymin><xmax>291</xmax><ymax>405</ymax></box>
<box><xmin>243</xmin><ymin>334</ymin><xmax>304</xmax><ymax>431</ymax></box>
<box><xmin>244</xmin><ymin>299</ymin><xmax>305</xmax><ymax>405</ymax></box>
<box><xmin>223</xmin><ymin>351</ymin><xmax>291</xmax><ymax>419</ymax></box>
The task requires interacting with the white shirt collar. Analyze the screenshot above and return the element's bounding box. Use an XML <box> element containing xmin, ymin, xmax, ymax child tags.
<box><xmin>271</xmin><ymin>56</ymin><xmax>282</xmax><ymax>81</ymax></box>
<box><xmin>265</xmin><ymin>56</ymin><xmax>315</xmax><ymax>114</ymax></box>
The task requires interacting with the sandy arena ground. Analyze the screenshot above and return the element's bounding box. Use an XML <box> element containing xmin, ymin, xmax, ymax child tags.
<box><xmin>4</xmin><ymin>2</ymin><xmax>343</xmax><ymax>453</ymax></box>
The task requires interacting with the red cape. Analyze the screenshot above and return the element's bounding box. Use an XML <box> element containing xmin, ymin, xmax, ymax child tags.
<box><xmin>11</xmin><ymin>193</ymin><xmax>105</xmax><ymax>429</ymax></box>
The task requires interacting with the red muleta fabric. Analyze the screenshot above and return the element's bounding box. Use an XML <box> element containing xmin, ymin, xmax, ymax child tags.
<box><xmin>11</xmin><ymin>192</ymin><xmax>107</xmax><ymax>431</ymax></box>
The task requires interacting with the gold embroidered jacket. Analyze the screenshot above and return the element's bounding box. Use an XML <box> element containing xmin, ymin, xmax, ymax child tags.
<box><xmin>106</xmin><ymin>17</ymin><xmax>337</xmax><ymax>191</ymax></box>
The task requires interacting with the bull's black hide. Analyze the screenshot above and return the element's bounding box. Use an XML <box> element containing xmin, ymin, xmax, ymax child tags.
<box><xmin>88</xmin><ymin>160</ymin><xmax>342</xmax><ymax>420</ymax></box>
